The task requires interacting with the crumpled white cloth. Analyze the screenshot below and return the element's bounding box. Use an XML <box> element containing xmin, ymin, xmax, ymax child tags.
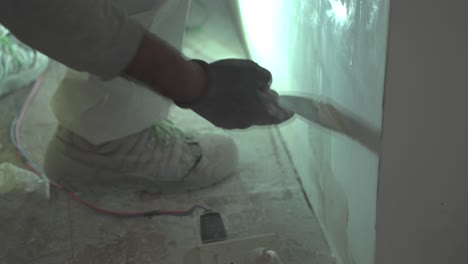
<box><xmin>0</xmin><ymin>163</ymin><xmax>49</xmax><ymax>198</ymax></box>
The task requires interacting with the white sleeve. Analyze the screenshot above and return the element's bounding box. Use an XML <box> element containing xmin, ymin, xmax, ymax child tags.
<box><xmin>0</xmin><ymin>0</ymin><xmax>145</xmax><ymax>80</ymax></box>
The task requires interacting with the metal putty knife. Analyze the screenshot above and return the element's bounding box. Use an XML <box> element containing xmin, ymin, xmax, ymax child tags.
<box><xmin>278</xmin><ymin>95</ymin><xmax>381</xmax><ymax>155</ymax></box>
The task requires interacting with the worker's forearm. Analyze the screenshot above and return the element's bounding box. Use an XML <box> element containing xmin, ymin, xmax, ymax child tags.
<box><xmin>123</xmin><ymin>33</ymin><xmax>207</xmax><ymax>103</ymax></box>
<box><xmin>0</xmin><ymin>0</ymin><xmax>206</xmax><ymax>103</ymax></box>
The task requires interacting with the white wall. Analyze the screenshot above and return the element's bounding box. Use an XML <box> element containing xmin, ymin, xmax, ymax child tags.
<box><xmin>376</xmin><ymin>1</ymin><xmax>468</xmax><ymax>263</ymax></box>
<box><xmin>236</xmin><ymin>1</ymin><xmax>389</xmax><ymax>263</ymax></box>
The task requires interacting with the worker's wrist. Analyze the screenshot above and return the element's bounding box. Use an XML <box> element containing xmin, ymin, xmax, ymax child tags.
<box><xmin>176</xmin><ymin>59</ymin><xmax>209</xmax><ymax>106</ymax></box>
<box><xmin>122</xmin><ymin>32</ymin><xmax>208</xmax><ymax>104</ymax></box>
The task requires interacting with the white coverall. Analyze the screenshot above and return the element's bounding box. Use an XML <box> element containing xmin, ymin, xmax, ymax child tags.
<box><xmin>0</xmin><ymin>0</ymin><xmax>191</xmax><ymax>144</ymax></box>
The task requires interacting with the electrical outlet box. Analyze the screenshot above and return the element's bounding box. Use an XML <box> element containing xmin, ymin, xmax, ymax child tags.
<box><xmin>197</xmin><ymin>233</ymin><xmax>280</xmax><ymax>264</ymax></box>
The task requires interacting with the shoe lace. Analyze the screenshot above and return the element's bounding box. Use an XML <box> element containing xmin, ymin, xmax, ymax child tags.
<box><xmin>0</xmin><ymin>34</ymin><xmax>25</xmax><ymax>66</ymax></box>
<box><xmin>151</xmin><ymin>119</ymin><xmax>187</xmax><ymax>147</ymax></box>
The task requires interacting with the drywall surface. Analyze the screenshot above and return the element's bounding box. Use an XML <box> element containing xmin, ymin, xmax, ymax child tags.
<box><xmin>376</xmin><ymin>1</ymin><xmax>468</xmax><ymax>263</ymax></box>
<box><xmin>236</xmin><ymin>0</ymin><xmax>389</xmax><ymax>263</ymax></box>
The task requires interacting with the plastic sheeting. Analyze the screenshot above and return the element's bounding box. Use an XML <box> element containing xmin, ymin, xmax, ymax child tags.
<box><xmin>236</xmin><ymin>0</ymin><xmax>389</xmax><ymax>263</ymax></box>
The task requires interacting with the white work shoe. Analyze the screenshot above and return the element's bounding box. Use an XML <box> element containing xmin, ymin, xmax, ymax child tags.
<box><xmin>0</xmin><ymin>28</ymin><xmax>49</xmax><ymax>97</ymax></box>
<box><xmin>44</xmin><ymin>120</ymin><xmax>239</xmax><ymax>193</ymax></box>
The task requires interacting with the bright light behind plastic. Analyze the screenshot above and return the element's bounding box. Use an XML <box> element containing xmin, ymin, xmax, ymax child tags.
<box><xmin>237</xmin><ymin>0</ymin><xmax>292</xmax><ymax>92</ymax></box>
<box><xmin>237</xmin><ymin>0</ymin><xmax>351</xmax><ymax>93</ymax></box>
<box><xmin>237</xmin><ymin>1</ymin><xmax>275</xmax><ymax>59</ymax></box>
<box><xmin>327</xmin><ymin>0</ymin><xmax>349</xmax><ymax>27</ymax></box>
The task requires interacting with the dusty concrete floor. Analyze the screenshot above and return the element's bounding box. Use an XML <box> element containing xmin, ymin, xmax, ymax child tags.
<box><xmin>0</xmin><ymin>1</ymin><xmax>334</xmax><ymax>263</ymax></box>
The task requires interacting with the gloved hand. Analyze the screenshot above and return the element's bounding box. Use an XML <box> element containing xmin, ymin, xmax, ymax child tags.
<box><xmin>176</xmin><ymin>59</ymin><xmax>294</xmax><ymax>129</ymax></box>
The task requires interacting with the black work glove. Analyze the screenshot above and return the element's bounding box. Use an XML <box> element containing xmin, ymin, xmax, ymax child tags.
<box><xmin>176</xmin><ymin>59</ymin><xmax>294</xmax><ymax>129</ymax></box>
